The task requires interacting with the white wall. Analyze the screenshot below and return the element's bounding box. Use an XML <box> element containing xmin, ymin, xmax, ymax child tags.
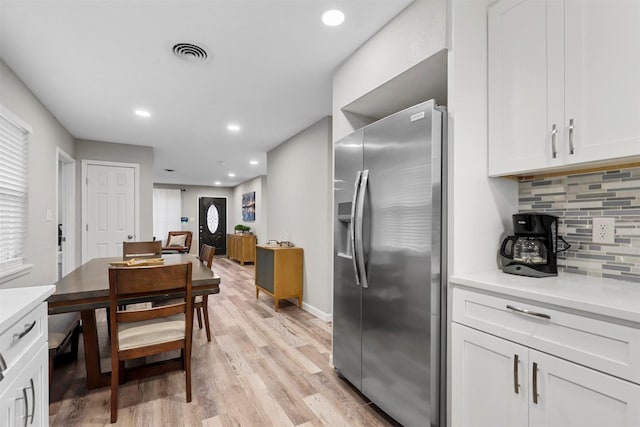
<box><xmin>232</xmin><ymin>175</ymin><xmax>267</xmax><ymax>245</ymax></box>
<box><xmin>0</xmin><ymin>59</ymin><xmax>75</xmax><ymax>287</ymax></box>
<box><xmin>154</xmin><ymin>183</ymin><xmax>235</xmax><ymax>255</ymax></box>
<box><xmin>267</xmin><ymin>117</ymin><xmax>332</xmax><ymax>320</ymax></box>
<box><xmin>446</xmin><ymin>2</ymin><xmax>519</xmax><ymax>425</ymax></box>
<box><xmin>333</xmin><ymin>0</ymin><xmax>447</xmax><ymax>141</ymax></box>
<box><xmin>448</xmin><ymin>0</ymin><xmax>518</xmax><ymax>276</ymax></box>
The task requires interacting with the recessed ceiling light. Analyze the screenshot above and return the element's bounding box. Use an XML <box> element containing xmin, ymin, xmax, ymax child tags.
<box><xmin>135</xmin><ymin>109</ymin><xmax>151</xmax><ymax>117</ymax></box>
<box><xmin>214</xmin><ymin>181</ymin><xmax>221</xmax><ymax>186</ymax></box>
<box><xmin>227</xmin><ymin>124</ymin><xmax>241</xmax><ymax>132</ymax></box>
<box><xmin>322</xmin><ymin>9</ymin><xmax>345</xmax><ymax>26</ymax></box>
<box><xmin>228</xmin><ymin>172</ymin><xmax>236</xmax><ymax>177</ymax></box>
<box><xmin>249</xmin><ymin>160</ymin><xmax>258</xmax><ymax>165</ymax></box>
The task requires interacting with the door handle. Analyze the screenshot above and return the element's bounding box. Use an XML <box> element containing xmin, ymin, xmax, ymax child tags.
<box><xmin>355</xmin><ymin>169</ymin><xmax>369</xmax><ymax>288</ymax></box>
<box><xmin>532</xmin><ymin>362</ymin><xmax>539</xmax><ymax>404</ymax></box>
<box><xmin>568</xmin><ymin>118</ymin><xmax>575</xmax><ymax>155</ymax></box>
<box><xmin>551</xmin><ymin>124</ymin><xmax>558</xmax><ymax>159</ymax></box>
<box><xmin>350</xmin><ymin>171</ymin><xmax>362</xmax><ymax>286</ymax></box>
<box><xmin>513</xmin><ymin>354</ymin><xmax>520</xmax><ymax>394</ymax></box>
<box><xmin>127</xmin><ymin>234</ymin><xmax>133</xmax><ymax>240</ymax></box>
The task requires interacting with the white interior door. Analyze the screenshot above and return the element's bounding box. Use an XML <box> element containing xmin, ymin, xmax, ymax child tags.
<box><xmin>85</xmin><ymin>163</ymin><xmax>136</xmax><ymax>261</ymax></box>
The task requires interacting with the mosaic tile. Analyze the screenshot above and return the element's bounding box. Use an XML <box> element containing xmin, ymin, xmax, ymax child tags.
<box><xmin>518</xmin><ymin>165</ymin><xmax>640</xmax><ymax>283</ymax></box>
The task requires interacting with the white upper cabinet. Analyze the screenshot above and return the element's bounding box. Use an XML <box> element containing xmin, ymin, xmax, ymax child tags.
<box><xmin>488</xmin><ymin>0</ymin><xmax>640</xmax><ymax>177</ymax></box>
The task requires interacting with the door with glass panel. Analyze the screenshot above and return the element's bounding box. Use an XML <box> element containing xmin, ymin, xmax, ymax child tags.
<box><xmin>199</xmin><ymin>197</ymin><xmax>227</xmax><ymax>255</ymax></box>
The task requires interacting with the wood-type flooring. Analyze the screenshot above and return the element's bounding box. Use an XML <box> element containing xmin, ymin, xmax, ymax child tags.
<box><xmin>49</xmin><ymin>256</ymin><xmax>398</xmax><ymax>426</ymax></box>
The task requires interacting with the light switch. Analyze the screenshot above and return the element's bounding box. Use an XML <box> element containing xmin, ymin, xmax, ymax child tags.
<box><xmin>45</xmin><ymin>208</ymin><xmax>53</xmax><ymax>222</ymax></box>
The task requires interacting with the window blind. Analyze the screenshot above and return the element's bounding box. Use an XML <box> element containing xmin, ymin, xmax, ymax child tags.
<box><xmin>0</xmin><ymin>105</ymin><xmax>30</xmax><ymax>273</ymax></box>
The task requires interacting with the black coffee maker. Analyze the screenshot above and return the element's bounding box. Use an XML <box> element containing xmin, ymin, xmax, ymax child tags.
<box><xmin>500</xmin><ymin>213</ymin><xmax>570</xmax><ymax>278</ymax></box>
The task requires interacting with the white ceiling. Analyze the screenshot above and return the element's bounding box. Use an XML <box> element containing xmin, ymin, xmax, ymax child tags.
<box><xmin>0</xmin><ymin>0</ymin><xmax>413</xmax><ymax>187</ymax></box>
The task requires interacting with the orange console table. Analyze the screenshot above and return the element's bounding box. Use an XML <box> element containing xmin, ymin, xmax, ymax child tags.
<box><xmin>227</xmin><ymin>233</ymin><xmax>256</xmax><ymax>265</ymax></box>
<box><xmin>254</xmin><ymin>245</ymin><xmax>303</xmax><ymax>311</ymax></box>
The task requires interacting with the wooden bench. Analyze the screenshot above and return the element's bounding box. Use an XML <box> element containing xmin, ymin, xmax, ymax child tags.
<box><xmin>48</xmin><ymin>312</ymin><xmax>81</xmax><ymax>385</ymax></box>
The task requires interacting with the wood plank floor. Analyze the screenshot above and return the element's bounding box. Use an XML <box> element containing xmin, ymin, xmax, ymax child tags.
<box><xmin>49</xmin><ymin>257</ymin><xmax>399</xmax><ymax>426</ymax></box>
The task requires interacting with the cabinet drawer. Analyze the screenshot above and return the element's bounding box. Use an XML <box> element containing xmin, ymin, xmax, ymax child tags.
<box><xmin>452</xmin><ymin>287</ymin><xmax>640</xmax><ymax>384</ymax></box>
<box><xmin>0</xmin><ymin>302</ymin><xmax>47</xmax><ymax>379</ymax></box>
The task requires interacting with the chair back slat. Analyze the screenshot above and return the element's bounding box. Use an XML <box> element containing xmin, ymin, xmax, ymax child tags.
<box><xmin>123</xmin><ymin>240</ymin><xmax>162</xmax><ymax>257</ymax></box>
<box><xmin>199</xmin><ymin>244</ymin><xmax>215</xmax><ymax>268</ymax></box>
<box><xmin>117</xmin><ymin>302</ymin><xmax>186</xmax><ymax>323</ymax></box>
<box><xmin>109</xmin><ymin>263</ymin><xmax>192</xmax><ymax>295</ymax></box>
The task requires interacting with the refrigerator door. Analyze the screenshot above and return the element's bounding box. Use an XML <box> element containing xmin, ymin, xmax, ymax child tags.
<box><xmin>361</xmin><ymin>100</ymin><xmax>442</xmax><ymax>426</ymax></box>
<box><xmin>333</xmin><ymin>128</ymin><xmax>364</xmax><ymax>390</ymax></box>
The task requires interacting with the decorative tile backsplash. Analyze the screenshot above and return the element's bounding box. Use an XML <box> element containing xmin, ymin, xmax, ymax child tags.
<box><xmin>518</xmin><ymin>166</ymin><xmax>640</xmax><ymax>283</ymax></box>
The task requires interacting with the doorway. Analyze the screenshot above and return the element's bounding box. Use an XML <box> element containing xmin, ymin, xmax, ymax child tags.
<box><xmin>57</xmin><ymin>148</ymin><xmax>75</xmax><ymax>278</ymax></box>
<box><xmin>82</xmin><ymin>160</ymin><xmax>139</xmax><ymax>262</ymax></box>
<box><xmin>198</xmin><ymin>197</ymin><xmax>227</xmax><ymax>255</ymax></box>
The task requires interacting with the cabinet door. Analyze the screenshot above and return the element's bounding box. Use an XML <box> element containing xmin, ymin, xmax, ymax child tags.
<box><xmin>4</xmin><ymin>344</ymin><xmax>47</xmax><ymax>427</ymax></box>
<box><xmin>488</xmin><ymin>0</ymin><xmax>564</xmax><ymax>176</ymax></box>
<box><xmin>255</xmin><ymin>248</ymin><xmax>274</xmax><ymax>293</ymax></box>
<box><xmin>451</xmin><ymin>323</ymin><xmax>529</xmax><ymax>427</ymax></box>
<box><xmin>564</xmin><ymin>0</ymin><xmax>640</xmax><ymax>165</ymax></box>
<box><xmin>529</xmin><ymin>349</ymin><xmax>640</xmax><ymax>427</ymax></box>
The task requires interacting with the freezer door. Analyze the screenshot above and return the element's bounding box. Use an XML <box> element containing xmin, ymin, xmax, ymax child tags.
<box><xmin>361</xmin><ymin>100</ymin><xmax>442</xmax><ymax>426</ymax></box>
<box><xmin>332</xmin><ymin>128</ymin><xmax>364</xmax><ymax>390</ymax></box>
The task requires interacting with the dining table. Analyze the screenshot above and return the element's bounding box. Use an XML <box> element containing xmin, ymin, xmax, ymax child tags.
<box><xmin>47</xmin><ymin>253</ymin><xmax>220</xmax><ymax>390</ymax></box>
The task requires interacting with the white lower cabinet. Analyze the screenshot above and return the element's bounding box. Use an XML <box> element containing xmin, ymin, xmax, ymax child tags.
<box><xmin>0</xmin><ymin>289</ymin><xmax>54</xmax><ymax>427</ymax></box>
<box><xmin>451</xmin><ymin>284</ymin><xmax>640</xmax><ymax>427</ymax></box>
<box><xmin>529</xmin><ymin>349</ymin><xmax>640</xmax><ymax>427</ymax></box>
<box><xmin>0</xmin><ymin>344</ymin><xmax>48</xmax><ymax>427</ymax></box>
<box><xmin>452</xmin><ymin>323</ymin><xmax>640</xmax><ymax>427</ymax></box>
<box><xmin>452</xmin><ymin>323</ymin><xmax>528</xmax><ymax>427</ymax></box>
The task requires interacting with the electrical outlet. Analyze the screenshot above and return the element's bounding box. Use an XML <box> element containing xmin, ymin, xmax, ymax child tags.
<box><xmin>592</xmin><ymin>217</ymin><xmax>615</xmax><ymax>244</ymax></box>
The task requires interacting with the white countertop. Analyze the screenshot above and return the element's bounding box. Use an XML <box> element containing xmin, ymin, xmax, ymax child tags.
<box><xmin>0</xmin><ymin>285</ymin><xmax>56</xmax><ymax>332</ymax></box>
<box><xmin>450</xmin><ymin>270</ymin><xmax>640</xmax><ymax>324</ymax></box>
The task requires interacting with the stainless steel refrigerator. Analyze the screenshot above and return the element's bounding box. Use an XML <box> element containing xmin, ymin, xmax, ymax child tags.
<box><xmin>333</xmin><ymin>100</ymin><xmax>446</xmax><ymax>427</ymax></box>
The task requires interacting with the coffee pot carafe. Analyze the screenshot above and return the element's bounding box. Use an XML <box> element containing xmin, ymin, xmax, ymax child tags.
<box><xmin>500</xmin><ymin>213</ymin><xmax>570</xmax><ymax>277</ymax></box>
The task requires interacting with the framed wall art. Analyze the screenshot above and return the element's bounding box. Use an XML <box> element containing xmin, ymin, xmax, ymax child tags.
<box><xmin>242</xmin><ymin>191</ymin><xmax>255</xmax><ymax>221</ymax></box>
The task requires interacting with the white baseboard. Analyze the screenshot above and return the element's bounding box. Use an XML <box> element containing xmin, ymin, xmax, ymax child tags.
<box><xmin>300</xmin><ymin>301</ymin><xmax>332</xmax><ymax>322</ymax></box>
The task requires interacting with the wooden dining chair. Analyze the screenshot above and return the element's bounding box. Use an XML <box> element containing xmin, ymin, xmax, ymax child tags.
<box><xmin>108</xmin><ymin>263</ymin><xmax>194</xmax><ymax>423</ymax></box>
<box><xmin>122</xmin><ymin>240</ymin><xmax>162</xmax><ymax>257</ymax></box>
<box><xmin>194</xmin><ymin>244</ymin><xmax>215</xmax><ymax>341</ymax></box>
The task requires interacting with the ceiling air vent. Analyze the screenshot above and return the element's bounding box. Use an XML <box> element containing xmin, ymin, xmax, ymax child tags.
<box><xmin>172</xmin><ymin>42</ymin><xmax>210</xmax><ymax>64</ymax></box>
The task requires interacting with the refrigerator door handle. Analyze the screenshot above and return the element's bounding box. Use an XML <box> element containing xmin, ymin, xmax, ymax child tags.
<box><xmin>355</xmin><ymin>169</ymin><xmax>369</xmax><ymax>288</ymax></box>
<box><xmin>350</xmin><ymin>171</ymin><xmax>362</xmax><ymax>286</ymax></box>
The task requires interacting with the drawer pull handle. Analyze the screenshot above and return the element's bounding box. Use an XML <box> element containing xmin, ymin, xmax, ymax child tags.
<box><xmin>532</xmin><ymin>362</ymin><xmax>539</xmax><ymax>404</ymax></box>
<box><xmin>513</xmin><ymin>354</ymin><xmax>520</xmax><ymax>394</ymax></box>
<box><xmin>506</xmin><ymin>305</ymin><xmax>551</xmax><ymax>320</ymax></box>
<box><xmin>13</xmin><ymin>321</ymin><xmax>37</xmax><ymax>342</ymax></box>
<box><xmin>0</xmin><ymin>353</ymin><xmax>6</xmax><ymax>383</ymax></box>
